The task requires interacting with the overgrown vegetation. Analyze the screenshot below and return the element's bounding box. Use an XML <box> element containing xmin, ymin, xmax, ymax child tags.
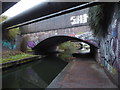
<box><xmin>88</xmin><ymin>3</ymin><xmax>115</xmax><ymax>37</ymax></box>
<box><xmin>0</xmin><ymin>53</ymin><xmax>34</xmax><ymax>64</ymax></box>
<box><xmin>58</xmin><ymin>41</ymin><xmax>79</xmax><ymax>61</ymax></box>
<box><xmin>1</xmin><ymin>15</ymin><xmax>20</xmax><ymax>41</ymax></box>
<box><xmin>2</xmin><ymin>50</ymin><xmax>23</xmax><ymax>59</ymax></box>
<box><xmin>0</xmin><ymin>50</ymin><xmax>35</xmax><ymax>64</ymax></box>
<box><xmin>8</xmin><ymin>28</ymin><xmax>20</xmax><ymax>40</ymax></box>
<box><xmin>0</xmin><ymin>15</ymin><xmax>7</xmax><ymax>22</ymax></box>
<box><xmin>0</xmin><ymin>16</ymin><xmax>34</xmax><ymax>64</ymax></box>
<box><xmin>59</xmin><ymin>41</ymin><xmax>78</xmax><ymax>53</ymax></box>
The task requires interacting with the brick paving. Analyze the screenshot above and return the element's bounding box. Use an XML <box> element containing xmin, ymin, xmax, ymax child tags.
<box><xmin>48</xmin><ymin>59</ymin><xmax>118</xmax><ymax>88</ymax></box>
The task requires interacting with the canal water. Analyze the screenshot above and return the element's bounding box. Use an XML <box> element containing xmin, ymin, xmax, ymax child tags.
<box><xmin>2</xmin><ymin>56</ymin><xmax>68</xmax><ymax>88</ymax></box>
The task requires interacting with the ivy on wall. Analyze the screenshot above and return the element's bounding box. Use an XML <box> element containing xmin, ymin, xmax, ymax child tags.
<box><xmin>1</xmin><ymin>15</ymin><xmax>20</xmax><ymax>41</ymax></box>
<box><xmin>88</xmin><ymin>3</ymin><xmax>115</xmax><ymax>37</ymax></box>
<box><xmin>0</xmin><ymin>15</ymin><xmax>8</xmax><ymax>22</ymax></box>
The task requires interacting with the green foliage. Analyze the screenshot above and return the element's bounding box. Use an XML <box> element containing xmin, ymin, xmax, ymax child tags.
<box><xmin>88</xmin><ymin>5</ymin><xmax>104</xmax><ymax>37</ymax></box>
<box><xmin>76</xmin><ymin>32</ymin><xmax>84</xmax><ymax>34</ymax></box>
<box><xmin>88</xmin><ymin>3</ymin><xmax>115</xmax><ymax>37</ymax></box>
<box><xmin>2</xmin><ymin>50</ymin><xmax>23</xmax><ymax>59</ymax></box>
<box><xmin>0</xmin><ymin>15</ymin><xmax>8</xmax><ymax>23</ymax></box>
<box><xmin>59</xmin><ymin>52</ymin><xmax>72</xmax><ymax>61</ymax></box>
<box><xmin>111</xmin><ymin>68</ymin><xmax>117</xmax><ymax>75</ymax></box>
<box><xmin>8</xmin><ymin>27</ymin><xmax>20</xmax><ymax>40</ymax></box>
<box><xmin>1</xmin><ymin>15</ymin><xmax>9</xmax><ymax>40</ymax></box>
<box><xmin>58</xmin><ymin>41</ymin><xmax>78</xmax><ymax>61</ymax></box>
<box><xmin>0</xmin><ymin>53</ymin><xmax>35</xmax><ymax>64</ymax></box>
<box><xmin>59</xmin><ymin>41</ymin><xmax>78</xmax><ymax>53</ymax></box>
<box><xmin>1</xmin><ymin>15</ymin><xmax>21</xmax><ymax>41</ymax></box>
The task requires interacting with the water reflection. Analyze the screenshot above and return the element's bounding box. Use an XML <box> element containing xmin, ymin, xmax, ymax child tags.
<box><xmin>57</xmin><ymin>42</ymin><xmax>90</xmax><ymax>62</ymax></box>
<box><xmin>2</xmin><ymin>56</ymin><xmax>67</xmax><ymax>88</ymax></box>
<box><xmin>20</xmin><ymin>67</ymin><xmax>48</xmax><ymax>88</ymax></box>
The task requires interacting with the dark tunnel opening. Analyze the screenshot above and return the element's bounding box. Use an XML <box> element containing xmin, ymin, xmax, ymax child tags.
<box><xmin>32</xmin><ymin>35</ymin><xmax>98</xmax><ymax>61</ymax></box>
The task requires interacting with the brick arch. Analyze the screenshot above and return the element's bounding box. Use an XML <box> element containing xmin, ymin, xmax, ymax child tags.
<box><xmin>33</xmin><ymin>35</ymin><xmax>99</xmax><ymax>55</ymax></box>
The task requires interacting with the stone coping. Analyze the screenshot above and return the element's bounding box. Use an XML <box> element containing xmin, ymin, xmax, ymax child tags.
<box><xmin>0</xmin><ymin>55</ymin><xmax>41</xmax><ymax>69</ymax></box>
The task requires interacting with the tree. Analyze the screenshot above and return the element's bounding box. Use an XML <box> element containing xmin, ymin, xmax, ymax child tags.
<box><xmin>59</xmin><ymin>41</ymin><xmax>78</xmax><ymax>53</ymax></box>
<box><xmin>8</xmin><ymin>27</ymin><xmax>20</xmax><ymax>41</ymax></box>
<box><xmin>58</xmin><ymin>41</ymin><xmax>78</xmax><ymax>61</ymax></box>
<box><xmin>1</xmin><ymin>15</ymin><xmax>21</xmax><ymax>49</ymax></box>
<box><xmin>1</xmin><ymin>15</ymin><xmax>20</xmax><ymax>41</ymax></box>
<box><xmin>0</xmin><ymin>15</ymin><xmax>8</xmax><ymax>23</ymax></box>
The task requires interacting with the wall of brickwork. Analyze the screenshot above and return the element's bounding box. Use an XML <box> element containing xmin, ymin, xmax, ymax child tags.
<box><xmin>21</xmin><ymin>8</ymin><xmax>89</xmax><ymax>34</ymax></box>
<box><xmin>21</xmin><ymin>26</ymin><xmax>90</xmax><ymax>49</ymax></box>
<box><xmin>98</xmin><ymin>4</ymin><xmax>120</xmax><ymax>86</ymax></box>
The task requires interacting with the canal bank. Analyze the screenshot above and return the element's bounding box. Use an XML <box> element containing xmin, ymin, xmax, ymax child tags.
<box><xmin>1</xmin><ymin>56</ymin><xmax>40</xmax><ymax>70</ymax></box>
<box><xmin>1</xmin><ymin>50</ymin><xmax>40</xmax><ymax>69</ymax></box>
<box><xmin>2</xmin><ymin>55</ymin><xmax>118</xmax><ymax>88</ymax></box>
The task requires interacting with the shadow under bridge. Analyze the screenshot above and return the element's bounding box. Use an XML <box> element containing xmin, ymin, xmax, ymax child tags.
<box><xmin>32</xmin><ymin>35</ymin><xmax>99</xmax><ymax>57</ymax></box>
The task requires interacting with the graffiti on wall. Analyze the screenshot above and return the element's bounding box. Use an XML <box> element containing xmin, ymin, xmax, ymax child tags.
<box><xmin>23</xmin><ymin>27</ymin><xmax>98</xmax><ymax>50</ymax></box>
<box><xmin>70</xmin><ymin>14</ymin><xmax>88</xmax><ymax>25</ymax></box>
<box><xmin>27</xmin><ymin>41</ymin><xmax>36</xmax><ymax>48</ymax></box>
<box><xmin>100</xmin><ymin>9</ymin><xmax>120</xmax><ymax>73</ymax></box>
<box><xmin>22</xmin><ymin>26</ymin><xmax>90</xmax><ymax>49</ymax></box>
<box><xmin>75</xmin><ymin>32</ymin><xmax>99</xmax><ymax>47</ymax></box>
<box><xmin>27</xmin><ymin>35</ymin><xmax>39</xmax><ymax>48</ymax></box>
<box><xmin>2</xmin><ymin>40</ymin><xmax>16</xmax><ymax>50</ymax></box>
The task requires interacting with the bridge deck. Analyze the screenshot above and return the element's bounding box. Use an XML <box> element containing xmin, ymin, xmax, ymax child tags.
<box><xmin>47</xmin><ymin>58</ymin><xmax>117</xmax><ymax>88</ymax></box>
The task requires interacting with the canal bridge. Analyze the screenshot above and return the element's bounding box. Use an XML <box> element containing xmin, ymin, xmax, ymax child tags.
<box><xmin>34</xmin><ymin>34</ymin><xmax>98</xmax><ymax>54</ymax></box>
<box><xmin>18</xmin><ymin>4</ymin><xmax>99</xmax><ymax>55</ymax></box>
<box><xmin>1</xmin><ymin>1</ymin><xmax>119</xmax><ymax>88</ymax></box>
<box><xmin>21</xmin><ymin>29</ymin><xmax>99</xmax><ymax>55</ymax></box>
<box><xmin>2</xmin><ymin>2</ymin><xmax>100</xmax><ymax>55</ymax></box>
<box><xmin>20</xmin><ymin>20</ymin><xmax>99</xmax><ymax>54</ymax></box>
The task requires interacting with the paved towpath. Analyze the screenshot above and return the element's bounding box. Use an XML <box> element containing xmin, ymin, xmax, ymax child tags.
<box><xmin>47</xmin><ymin>58</ymin><xmax>118</xmax><ymax>88</ymax></box>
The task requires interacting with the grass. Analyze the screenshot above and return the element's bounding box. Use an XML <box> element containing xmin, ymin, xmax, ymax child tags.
<box><xmin>0</xmin><ymin>53</ymin><xmax>35</xmax><ymax>64</ymax></box>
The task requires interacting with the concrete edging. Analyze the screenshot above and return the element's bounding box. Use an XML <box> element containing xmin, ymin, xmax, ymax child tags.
<box><xmin>47</xmin><ymin>61</ymin><xmax>74</xmax><ymax>88</ymax></box>
<box><xmin>1</xmin><ymin>55</ymin><xmax>41</xmax><ymax>69</ymax></box>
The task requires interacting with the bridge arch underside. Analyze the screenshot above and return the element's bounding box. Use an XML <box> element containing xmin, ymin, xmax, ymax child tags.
<box><xmin>33</xmin><ymin>35</ymin><xmax>98</xmax><ymax>58</ymax></box>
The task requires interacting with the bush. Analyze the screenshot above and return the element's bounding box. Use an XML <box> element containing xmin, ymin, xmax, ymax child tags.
<box><xmin>8</xmin><ymin>28</ymin><xmax>20</xmax><ymax>40</ymax></box>
<box><xmin>2</xmin><ymin>50</ymin><xmax>23</xmax><ymax>58</ymax></box>
<box><xmin>59</xmin><ymin>41</ymin><xmax>78</xmax><ymax>53</ymax></box>
<box><xmin>58</xmin><ymin>41</ymin><xmax>78</xmax><ymax>61</ymax></box>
